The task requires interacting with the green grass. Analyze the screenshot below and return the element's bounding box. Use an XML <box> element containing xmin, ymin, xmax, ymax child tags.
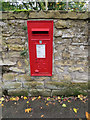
<box><xmin>14</xmin><ymin>9</ymin><xmax>32</xmax><ymax>12</ymax></box>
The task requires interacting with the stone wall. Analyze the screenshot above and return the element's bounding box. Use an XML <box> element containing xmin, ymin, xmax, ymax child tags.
<box><xmin>0</xmin><ymin>11</ymin><xmax>89</xmax><ymax>96</ymax></box>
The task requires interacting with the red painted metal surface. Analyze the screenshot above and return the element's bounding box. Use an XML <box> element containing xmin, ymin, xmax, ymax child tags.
<box><xmin>27</xmin><ymin>20</ymin><xmax>53</xmax><ymax>76</ymax></box>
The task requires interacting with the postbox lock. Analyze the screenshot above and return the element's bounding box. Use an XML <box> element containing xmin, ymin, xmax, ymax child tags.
<box><xmin>35</xmin><ymin>69</ymin><xmax>39</xmax><ymax>73</ymax></box>
<box><xmin>39</xmin><ymin>40</ymin><xmax>42</xmax><ymax>44</ymax></box>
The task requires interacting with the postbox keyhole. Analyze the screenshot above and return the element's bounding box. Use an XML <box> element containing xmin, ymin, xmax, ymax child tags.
<box><xmin>39</xmin><ymin>40</ymin><xmax>42</xmax><ymax>44</ymax></box>
<box><xmin>35</xmin><ymin>69</ymin><xmax>39</xmax><ymax>73</ymax></box>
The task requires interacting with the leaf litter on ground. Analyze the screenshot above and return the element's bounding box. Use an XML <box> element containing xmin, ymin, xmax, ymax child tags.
<box><xmin>0</xmin><ymin>95</ymin><xmax>88</xmax><ymax>115</ymax></box>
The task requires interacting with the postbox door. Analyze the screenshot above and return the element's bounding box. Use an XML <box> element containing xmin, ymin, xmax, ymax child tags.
<box><xmin>30</xmin><ymin>40</ymin><xmax>52</xmax><ymax>76</ymax></box>
<box><xmin>27</xmin><ymin>20</ymin><xmax>53</xmax><ymax>76</ymax></box>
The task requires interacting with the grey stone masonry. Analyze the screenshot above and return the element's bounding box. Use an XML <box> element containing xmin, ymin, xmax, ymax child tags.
<box><xmin>0</xmin><ymin>11</ymin><xmax>89</xmax><ymax>96</ymax></box>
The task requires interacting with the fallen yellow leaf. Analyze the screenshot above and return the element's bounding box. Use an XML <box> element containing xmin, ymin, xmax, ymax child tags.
<box><xmin>86</xmin><ymin>112</ymin><xmax>90</xmax><ymax>120</ymax></box>
<box><xmin>0</xmin><ymin>101</ymin><xmax>2</xmax><ymax>104</ymax></box>
<box><xmin>41</xmin><ymin>115</ymin><xmax>44</xmax><ymax>118</ymax></box>
<box><xmin>0</xmin><ymin>97</ymin><xmax>4</xmax><ymax>101</ymax></box>
<box><xmin>24</xmin><ymin>97</ymin><xmax>27</xmax><ymax>100</ymax></box>
<box><xmin>14</xmin><ymin>102</ymin><xmax>17</xmax><ymax>105</ymax></box>
<box><xmin>58</xmin><ymin>96</ymin><xmax>61</xmax><ymax>99</ymax></box>
<box><xmin>80</xmin><ymin>98</ymin><xmax>83</xmax><ymax>101</ymax></box>
<box><xmin>10</xmin><ymin>97</ymin><xmax>16</xmax><ymax>101</ymax></box>
<box><xmin>68</xmin><ymin>100</ymin><xmax>71</xmax><ymax>103</ymax></box>
<box><xmin>47</xmin><ymin>97</ymin><xmax>50</xmax><ymax>101</ymax></box>
<box><xmin>62</xmin><ymin>104</ymin><xmax>66</xmax><ymax>107</ymax></box>
<box><xmin>73</xmin><ymin>108</ymin><xmax>79</xmax><ymax>113</ymax></box>
<box><xmin>25</xmin><ymin>108</ymin><xmax>32</xmax><ymax>113</ymax></box>
<box><xmin>78</xmin><ymin>95</ymin><xmax>80</xmax><ymax>98</ymax></box>
<box><xmin>38</xmin><ymin>96</ymin><xmax>41</xmax><ymax>99</ymax></box>
<box><xmin>27</xmin><ymin>101</ymin><xmax>29</xmax><ymax>104</ymax></box>
<box><xmin>32</xmin><ymin>97</ymin><xmax>36</xmax><ymax>101</ymax></box>
<box><xmin>1</xmin><ymin>104</ymin><xmax>4</xmax><ymax>107</ymax></box>
<box><xmin>16</xmin><ymin>97</ymin><xmax>19</xmax><ymax>101</ymax></box>
<box><xmin>46</xmin><ymin>103</ymin><xmax>49</xmax><ymax>106</ymax></box>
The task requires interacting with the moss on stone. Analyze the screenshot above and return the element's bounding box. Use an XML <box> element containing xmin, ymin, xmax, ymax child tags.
<box><xmin>29</xmin><ymin>89</ymin><xmax>51</xmax><ymax>97</ymax></box>
<box><xmin>24</xmin><ymin>82</ymin><xmax>44</xmax><ymax>88</ymax></box>
<box><xmin>70</xmin><ymin>82</ymin><xmax>88</xmax><ymax>90</ymax></box>
<box><xmin>52</xmin><ymin>87</ymin><xmax>87</xmax><ymax>97</ymax></box>
<box><xmin>8</xmin><ymin>89</ymin><xmax>28</xmax><ymax>97</ymax></box>
<box><xmin>46</xmin><ymin>81</ymin><xmax>69</xmax><ymax>87</ymax></box>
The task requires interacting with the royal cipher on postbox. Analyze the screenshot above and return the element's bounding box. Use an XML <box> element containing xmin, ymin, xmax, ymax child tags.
<box><xmin>27</xmin><ymin>20</ymin><xmax>53</xmax><ymax>76</ymax></box>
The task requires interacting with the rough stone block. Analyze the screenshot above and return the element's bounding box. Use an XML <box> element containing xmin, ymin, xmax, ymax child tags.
<box><xmin>47</xmin><ymin>11</ymin><xmax>63</xmax><ymax>18</ymax></box>
<box><xmin>52</xmin><ymin>82</ymin><xmax>88</xmax><ymax>96</ymax></box>
<box><xmin>55</xmin><ymin>20</ymin><xmax>68</xmax><ymax>28</ymax></box>
<box><xmin>2</xmin><ymin>33</ymin><xmax>11</xmax><ymax>37</ymax></box>
<box><xmin>67</xmin><ymin>12</ymin><xmax>88</xmax><ymax>19</ymax></box>
<box><xmin>13</xmin><ymin>32</ymin><xmax>25</xmax><ymax>36</ymax></box>
<box><xmin>8</xmin><ymin>44</ymin><xmax>24</xmax><ymax>51</ymax></box>
<box><xmin>6</xmin><ymin>38</ymin><xmax>24</xmax><ymax>44</ymax></box>
<box><xmin>62</xmin><ymin>51</ymin><xmax>70</xmax><ymax>59</ymax></box>
<box><xmin>62</xmin><ymin>34</ymin><xmax>74</xmax><ymax>39</ymax></box>
<box><xmin>55</xmin><ymin>67</ymin><xmax>64</xmax><ymax>73</ymax></box>
<box><xmin>9</xmin><ymin>67</ymin><xmax>25</xmax><ymax>73</ymax></box>
<box><xmin>69</xmin><ymin>67</ymin><xmax>84</xmax><ymax>72</ymax></box>
<box><xmin>54</xmin><ymin>44</ymin><xmax>65</xmax><ymax>51</ymax></box>
<box><xmin>63</xmin><ymin>74</ymin><xmax>72</xmax><ymax>81</ymax></box>
<box><xmin>31</xmin><ymin>77</ymin><xmax>50</xmax><ymax>81</ymax></box>
<box><xmin>3</xmin><ymin>73</ymin><xmax>17</xmax><ymax>81</ymax></box>
<box><xmin>2</xmin><ymin>12</ymin><xmax>28</xmax><ymax>20</ymax></box>
<box><xmin>14</xmin><ymin>11</ymin><xmax>28</xmax><ymax>19</ymax></box>
<box><xmin>55</xmin><ymin>60</ymin><xmax>73</xmax><ymax>66</ymax></box>
<box><xmin>29</xmin><ymin>89</ymin><xmax>51</xmax><ymax>97</ymax></box>
<box><xmin>8</xmin><ymin>52</ymin><xmax>21</xmax><ymax>58</ymax></box>
<box><xmin>70</xmin><ymin>82</ymin><xmax>88</xmax><ymax>90</ymax></box>
<box><xmin>54</xmin><ymin>37</ymin><xmax>62</xmax><ymax>44</ymax></box>
<box><xmin>75</xmin><ymin>73</ymin><xmax>88</xmax><ymax>81</ymax></box>
<box><xmin>3</xmin><ymin>82</ymin><xmax>22</xmax><ymax>89</ymax></box>
<box><xmin>73</xmin><ymin>36</ymin><xmax>88</xmax><ymax>43</ymax></box>
<box><xmin>2</xmin><ymin>11</ymin><xmax>88</xmax><ymax>20</ymax></box>
<box><xmin>54</xmin><ymin>52</ymin><xmax>61</xmax><ymax>60</ymax></box>
<box><xmin>54</xmin><ymin>37</ymin><xmax>72</xmax><ymax>45</ymax></box>
<box><xmin>45</xmin><ymin>81</ymin><xmax>69</xmax><ymax>90</ymax></box>
<box><xmin>0</xmin><ymin>59</ymin><xmax>16</xmax><ymax>66</ymax></box>
<box><xmin>54</xmin><ymin>30</ymin><xmax>62</xmax><ymax>37</ymax></box>
<box><xmin>52</xmin><ymin>89</ymin><xmax>72</xmax><ymax>96</ymax></box>
<box><xmin>51</xmin><ymin>74</ymin><xmax>59</xmax><ymax>81</ymax></box>
<box><xmin>8</xmin><ymin>89</ymin><xmax>28</xmax><ymax>96</ymax></box>
<box><xmin>29</xmin><ymin>11</ymin><xmax>61</xmax><ymax>19</ymax></box>
<box><xmin>16</xmin><ymin>74</ymin><xmax>32</xmax><ymax>81</ymax></box>
<box><xmin>2</xmin><ymin>12</ymin><xmax>14</xmax><ymax>20</ymax></box>
<box><xmin>23</xmin><ymin>81</ymin><xmax>44</xmax><ymax>89</ymax></box>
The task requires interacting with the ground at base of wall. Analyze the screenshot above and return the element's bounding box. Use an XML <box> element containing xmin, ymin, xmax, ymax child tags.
<box><xmin>1</xmin><ymin>95</ymin><xmax>88</xmax><ymax>119</ymax></box>
<box><xmin>2</xmin><ymin>82</ymin><xmax>88</xmax><ymax>97</ymax></box>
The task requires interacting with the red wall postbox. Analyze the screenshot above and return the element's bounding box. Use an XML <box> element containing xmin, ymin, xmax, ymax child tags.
<box><xmin>27</xmin><ymin>20</ymin><xmax>53</xmax><ymax>76</ymax></box>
